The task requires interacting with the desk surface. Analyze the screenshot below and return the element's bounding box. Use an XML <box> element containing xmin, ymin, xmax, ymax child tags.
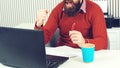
<box><xmin>46</xmin><ymin>46</ymin><xmax>120</xmax><ymax>68</ymax></box>
<box><xmin>0</xmin><ymin>46</ymin><xmax>120</xmax><ymax>68</ymax></box>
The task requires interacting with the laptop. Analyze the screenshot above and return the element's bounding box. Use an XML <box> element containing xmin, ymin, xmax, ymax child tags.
<box><xmin>0</xmin><ymin>27</ymin><xmax>69</xmax><ymax>68</ymax></box>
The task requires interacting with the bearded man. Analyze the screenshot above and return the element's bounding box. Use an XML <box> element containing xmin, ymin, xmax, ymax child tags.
<box><xmin>35</xmin><ymin>0</ymin><xmax>108</xmax><ymax>50</ymax></box>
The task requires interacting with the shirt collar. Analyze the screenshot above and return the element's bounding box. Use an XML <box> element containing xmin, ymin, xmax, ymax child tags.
<box><xmin>80</xmin><ymin>0</ymin><xmax>86</xmax><ymax>13</ymax></box>
<box><xmin>62</xmin><ymin>0</ymin><xmax>86</xmax><ymax>13</ymax></box>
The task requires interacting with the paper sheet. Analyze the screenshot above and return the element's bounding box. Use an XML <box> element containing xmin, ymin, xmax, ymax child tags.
<box><xmin>46</xmin><ymin>46</ymin><xmax>82</xmax><ymax>57</ymax></box>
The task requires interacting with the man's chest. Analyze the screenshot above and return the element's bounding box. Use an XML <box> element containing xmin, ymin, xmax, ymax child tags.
<box><xmin>59</xmin><ymin>13</ymin><xmax>91</xmax><ymax>34</ymax></box>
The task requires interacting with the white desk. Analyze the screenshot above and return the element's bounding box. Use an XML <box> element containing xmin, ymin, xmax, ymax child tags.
<box><xmin>0</xmin><ymin>46</ymin><xmax>120</xmax><ymax>68</ymax></box>
<box><xmin>46</xmin><ymin>46</ymin><xmax>120</xmax><ymax>68</ymax></box>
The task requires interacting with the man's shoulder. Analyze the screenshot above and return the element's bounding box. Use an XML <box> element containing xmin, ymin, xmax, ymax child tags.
<box><xmin>51</xmin><ymin>1</ymin><xmax>64</xmax><ymax>15</ymax></box>
<box><xmin>54</xmin><ymin>1</ymin><xmax>64</xmax><ymax>11</ymax></box>
<box><xmin>86</xmin><ymin>0</ymin><xmax>102</xmax><ymax>12</ymax></box>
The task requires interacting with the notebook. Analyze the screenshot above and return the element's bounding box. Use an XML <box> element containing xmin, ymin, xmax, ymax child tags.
<box><xmin>0</xmin><ymin>27</ymin><xmax>69</xmax><ymax>68</ymax></box>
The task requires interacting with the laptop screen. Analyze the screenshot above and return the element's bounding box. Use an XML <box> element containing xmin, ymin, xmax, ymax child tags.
<box><xmin>0</xmin><ymin>27</ymin><xmax>47</xmax><ymax>68</ymax></box>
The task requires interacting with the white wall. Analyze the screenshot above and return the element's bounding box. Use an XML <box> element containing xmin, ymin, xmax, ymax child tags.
<box><xmin>1</xmin><ymin>0</ymin><xmax>119</xmax><ymax>27</ymax></box>
<box><xmin>0</xmin><ymin>0</ymin><xmax>62</xmax><ymax>27</ymax></box>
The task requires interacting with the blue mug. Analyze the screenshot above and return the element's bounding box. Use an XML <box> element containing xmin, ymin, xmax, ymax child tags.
<box><xmin>81</xmin><ymin>43</ymin><xmax>95</xmax><ymax>63</ymax></box>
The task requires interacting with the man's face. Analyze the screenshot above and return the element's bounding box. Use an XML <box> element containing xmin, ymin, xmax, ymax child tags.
<box><xmin>64</xmin><ymin>0</ymin><xmax>81</xmax><ymax>16</ymax></box>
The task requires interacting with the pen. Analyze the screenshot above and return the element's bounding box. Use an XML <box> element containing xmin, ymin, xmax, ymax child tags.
<box><xmin>69</xmin><ymin>23</ymin><xmax>76</xmax><ymax>40</ymax></box>
<box><xmin>71</xmin><ymin>23</ymin><xmax>76</xmax><ymax>30</ymax></box>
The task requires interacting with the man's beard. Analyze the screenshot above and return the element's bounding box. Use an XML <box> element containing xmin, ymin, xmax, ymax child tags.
<box><xmin>64</xmin><ymin>0</ymin><xmax>81</xmax><ymax>17</ymax></box>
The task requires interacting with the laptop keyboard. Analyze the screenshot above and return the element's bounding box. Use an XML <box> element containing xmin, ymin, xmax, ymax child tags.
<box><xmin>47</xmin><ymin>59</ymin><xmax>60</xmax><ymax>68</ymax></box>
<box><xmin>46</xmin><ymin>55</ymin><xmax>69</xmax><ymax>68</ymax></box>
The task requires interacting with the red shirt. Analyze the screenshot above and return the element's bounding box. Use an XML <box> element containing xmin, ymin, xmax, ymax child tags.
<box><xmin>34</xmin><ymin>0</ymin><xmax>108</xmax><ymax>50</ymax></box>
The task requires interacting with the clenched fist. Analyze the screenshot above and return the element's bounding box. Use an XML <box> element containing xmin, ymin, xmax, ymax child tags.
<box><xmin>36</xmin><ymin>9</ymin><xmax>48</xmax><ymax>27</ymax></box>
